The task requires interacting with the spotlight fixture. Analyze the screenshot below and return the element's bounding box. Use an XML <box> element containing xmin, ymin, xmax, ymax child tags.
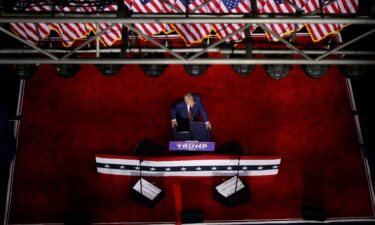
<box><xmin>230</xmin><ymin>54</ymin><xmax>254</xmax><ymax>76</ymax></box>
<box><xmin>232</xmin><ymin>64</ymin><xmax>255</xmax><ymax>76</ymax></box>
<box><xmin>303</xmin><ymin>65</ymin><xmax>329</xmax><ymax>79</ymax></box>
<box><xmin>184</xmin><ymin>53</ymin><xmax>210</xmax><ymax>77</ymax></box>
<box><xmin>12</xmin><ymin>64</ymin><xmax>37</xmax><ymax>79</ymax></box>
<box><xmin>184</xmin><ymin>64</ymin><xmax>209</xmax><ymax>76</ymax></box>
<box><xmin>339</xmin><ymin>65</ymin><xmax>368</xmax><ymax>79</ymax></box>
<box><xmin>54</xmin><ymin>64</ymin><xmax>80</xmax><ymax>78</ymax></box>
<box><xmin>97</xmin><ymin>64</ymin><xmax>122</xmax><ymax>76</ymax></box>
<box><xmin>265</xmin><ymin>55</ymin><xmax>290</xmax><ymax>80</ymax></box>
<box><xmin>141</xmin><ymin>64</ymin><xmax>168</xmax><ymax>77</ymax></box>
<box><xmin>140</xmin><ymin>53</ymin><xmax>168</xmax><ymax>77</ymax></box>
<box><xmin>97</xmin><ymin>54</ymin><xmax>122</xmax><ymax>76</ymax></box>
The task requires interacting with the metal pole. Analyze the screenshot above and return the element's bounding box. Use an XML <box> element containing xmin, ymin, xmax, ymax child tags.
<box><xmin>96</xmin><ymin>24</ymin><xmax>100</xmax><ymax>58</ymax></box>
<box><xmin>189</xmin><ymin>24</ymin><xmax>252</xmax><ymax>60</ymax></box>
<box><xmin>160</xmin><ymin>0</ymin><xmax>184</xmax><ymax>13</ymax></box>
<box><xmin>284</xmin><ymin>0</ymin><xmax>303</xmax><ymax>12</ymax></box>
<box><xmin>124</xmin><ymin>24</ymin><xmax>185</xmax><ymax>61</ymax></box>
<box><xmin>1</xmin><ymin>48</ymin><xmax>375</xmax><ymax>55</ymax></box>
<box><xmin>260</xmin><ymin>25</ymin><xmax>313</xmax><ymax>60</ymax></box>
<box><xmin>315</xmin><ymin>28</ymin><xmax>375</xmax><ymax>61</ymax></box>
<box><xmin>0</xmin><ymin>58</ymin><xmax>374</xmax><ymax>65</ymax></box>
<box><xmin>191</xmin><ymin>0</ymin><xmax>214</xmax><ymax>13</ymax></box>
<box><xmin>61</xmin><ymin>24</ymin><xmax>116</xmax><ymax>60</ymax></box>
<box><xmin>308</xmin><ymin>0</ymin><xmax>338</xmax><ymax>14</ymax></box>
<box><xmin>0</xmin><ymin>27</ymin><xmax>58</xmax><ymax>60</ymax></box>
<box><xmin>0</xmin><ymin>17</ymin><xmax>375</xmax><ymax>24</ymax></box>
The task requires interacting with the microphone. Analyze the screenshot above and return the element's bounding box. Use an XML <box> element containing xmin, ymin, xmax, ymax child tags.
<box><xmin>234</xmin><ymin>154</ymin><xmax>241</xmax><ymax>192</ymax></box>
<box><xmin>132</xmin><ymin>159</ymin><xmax>163</xmax><ymax>208</ymax></box>
<box><xmin>139</xmin><ymin>159</ymin><xmax>143</xmax><ymax>195</ymax></box>
<box><xmin>213</xmin><ymin>150</ymin><xmax>250</xmax><ymax>207</ymax></box>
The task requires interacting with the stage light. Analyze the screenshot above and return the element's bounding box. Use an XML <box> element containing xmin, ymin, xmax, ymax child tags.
<box><xmin>12</xmin><ymin>64</ymin><xmax>37</xmax><ymax>79</ymax></box>
<box><xmin>265</xmin><ymin>56</ymin><xmax>290</xmax><ymax>80</ymax></box>
<box><xmin>232</xmin><ymin>64</ymin><xmax>255</xmax><ymax>76</ymax></box>
<box><xmin>96</xmin><ymin>54</ymin><xmax>122</xmax><ymax>76</ymax></box>
<box><xmin>140</xmin><ymin>53</ymin><xmax>168</xmax><ymax>77</ymax></box>
<box><xmin>303</xmin><ymin>65</ymin><xmax>329</xmax><ymax>78</ymax></box>
<box><xmin>184</xmin><ymin>53</ymin><xmax>210</xmax><ymax>77</ymax></box>
<box><xmin>266</xmin><ymin>64</ymin><xmax>290</xmax><ymax>80</ymax></box>
<box><xmin>339</xmin><ymin>65</ymin><xmax>368</xmax><ymax>79</ymax></box>
<box><xmin>141</xmin><ymin>64</ymin><xmax>167</xmax><ymax>77</ymax></box>
<box><xmin>97</xmin><ymin>64</ymin><xmax>122</xmax><ymax>76</ymax></box>
<box><xmin>184</xmin><ymin>64</ymin><xmax>209</xmax><ymax>76</ymax></box>
<box><xmin>54</xmin><ymin>64</ymin><xmax>80</xmax><ymax>78</ymax></box>
<box><xmin>230</xmin><ymin>54</ymin><xmax>254</xmax><ymax>76</ymax></box>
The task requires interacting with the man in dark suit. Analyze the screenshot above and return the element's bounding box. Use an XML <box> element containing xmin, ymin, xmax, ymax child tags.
<box><xmin>171</xmin><ymin>93</ymin><xmax>211</xmax><ymax>129</ymax></box>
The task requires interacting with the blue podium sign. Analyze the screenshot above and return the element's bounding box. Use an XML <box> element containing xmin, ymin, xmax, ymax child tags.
<box><xmin>169</xmin><ymin>141</ymin><xmax>215</xmax><ymax>152</ymax></box>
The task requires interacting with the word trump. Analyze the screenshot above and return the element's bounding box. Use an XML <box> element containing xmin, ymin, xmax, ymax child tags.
<box><xmin>169</xmin><ymin>141</ymin><xmax>215</xmax><ymax>152</ymax></box>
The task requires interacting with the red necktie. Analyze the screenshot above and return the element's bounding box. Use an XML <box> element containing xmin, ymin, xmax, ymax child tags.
<box><xmin>188</xmin><ymin>106</ymin><xmax>193</xmax><ymax>121</ymax></box>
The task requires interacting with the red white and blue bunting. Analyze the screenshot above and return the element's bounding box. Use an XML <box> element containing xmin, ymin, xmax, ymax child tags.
<box><xmin>96</xmin><ymin>154</ymin><xmax>282</xmax><ymax>177</ymax></box>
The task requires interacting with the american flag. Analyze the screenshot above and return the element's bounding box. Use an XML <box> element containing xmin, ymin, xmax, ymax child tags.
<box><xmin>54</xmin><ymin>1</ymin><xmax>121</xmax><ymax>47</ymax></box>
<box><xmin>169</xmin><ymin>0</ymin><xmax>212</xmax><ymax>45</ymax></box>
<box><xmin>86</xmin><ymin>5</ymin><xmax>123</xmax><ymax>47</ymax></box>
<box><xmin>51</xmin><ymin>23</ymin><xmax>91</xmax><ymax>47</ymax></box>
<box><xmin>10</xmin><ymin>0</ymin><xmax>52</xmax><ymax>44</ymax></box>
<box><xmin>87</xmin><ymin>22</ymin><xmax>123</xmax><ymax>47</ymax></box>
<box><xmin>260</xmin><ymin>0</ymin><xmax>308</xmax><ymax>41</ymax></box>
<box><xmin>11</xmin><ymin>0</ymin><xmax>123</xmax><ymax>46</ymax></box>
<box><xmin>10</xmin><ymin>0</ymin><xmax>359</xmax><ymax>46</ymax></box>
<box><xmin>164</xmin><ymin>0</ymin><xmax>187</xmax><ymax>12</ymax></box>
<box><xmin>13</xmin><ymin>0</ymin><xmax>52</xmax><ymax>11</ymax></box>
<box><xmin>303</xmin><ymin>0</ymin><xmax>358</xmax><ymax>42</ymax></box>
<box><xmin>10</xmin><ymin>23</ymin><xmax>51</xmax><ymax>44</ymax></box>
<box><xmin>96</xmin><ymin>154</ymin><xmax>282</xmax><ymax>177</ymax></box>
<box><xmin>212</xmin><ymin>0</ymin><xmax>253</xmax><ymax>42</ymax></box>
<box><xmin>131</xmin><ymin>0</ymin><xmax>174</xmax><ymax>37</ymax></box>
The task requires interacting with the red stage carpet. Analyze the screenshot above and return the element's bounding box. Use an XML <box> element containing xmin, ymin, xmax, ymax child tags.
<box><xmin>9</xmin><ymin>64</ymin><xmax>374</xmax><ymax>223</ymax></box>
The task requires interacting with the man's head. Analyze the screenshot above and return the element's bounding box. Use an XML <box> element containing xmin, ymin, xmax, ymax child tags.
<box><xmin>184</xmin><ymin>93</ymin><xmax>195</xmax><ymax>107</ymax></box>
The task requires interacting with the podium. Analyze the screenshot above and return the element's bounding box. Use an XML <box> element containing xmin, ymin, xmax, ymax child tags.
<box><xmin>171</xmin><ymin>121</ymin><xmax>214</xmax><ymax>152</ymax></box>
<box><xmin>174</xmin><ymin>121</ymin><xmax>210</xmax><ymax>142</ymax></box>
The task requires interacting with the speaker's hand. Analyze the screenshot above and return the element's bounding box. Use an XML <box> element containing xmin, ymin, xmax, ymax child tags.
<box><xmin>171</xmin><ymin>120</ymin><xmax>178</xmax><ymax>128</ymax></box>
<box><xmin>205</xmin><ymin>122</ymin><xmax>212</xmax><ymax>130</ymax></box>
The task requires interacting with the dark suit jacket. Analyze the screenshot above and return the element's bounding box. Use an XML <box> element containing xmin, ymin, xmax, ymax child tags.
<box><xmin>171</xmin><ymin>94</ymin><xmax>209</xmax><ymax>123</ymax></box>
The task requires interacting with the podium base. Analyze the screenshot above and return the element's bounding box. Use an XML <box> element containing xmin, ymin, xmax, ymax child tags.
<box><xmin>213</xmin><ymin>176</ymin><xmax>251</xmax><ymax>208</ymax></box>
